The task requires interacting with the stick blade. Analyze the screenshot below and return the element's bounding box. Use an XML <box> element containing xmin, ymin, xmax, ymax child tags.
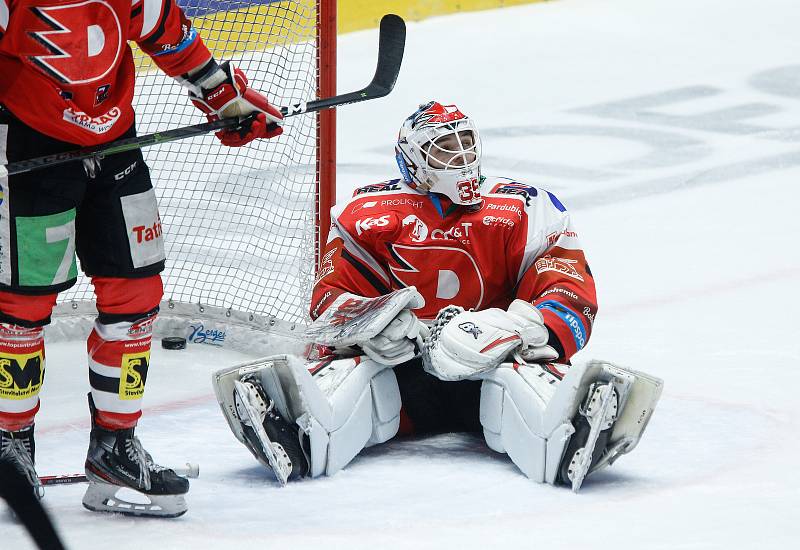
<box><xmin>369</xmin><ymin>14</ymin><xmax>407</xmax><ymax>96</ymax></box>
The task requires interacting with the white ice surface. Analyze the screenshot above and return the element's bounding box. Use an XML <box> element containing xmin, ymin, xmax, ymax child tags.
<box><xmin>6</xmin><ymin>0</ymin><xmax>800</xmax><ymax>548</ymax></box>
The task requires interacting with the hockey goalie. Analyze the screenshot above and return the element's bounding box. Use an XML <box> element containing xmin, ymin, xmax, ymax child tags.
<box><xmin>213</xmin><ymin>101</ymin><xmax>663</xmax><ymax>491</ymax></box>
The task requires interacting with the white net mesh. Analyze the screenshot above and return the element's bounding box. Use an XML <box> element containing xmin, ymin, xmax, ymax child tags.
<box><xmin>58</xmin><ymin>0</ymin><xmax>322</xmax><ymax>325</ymax></box>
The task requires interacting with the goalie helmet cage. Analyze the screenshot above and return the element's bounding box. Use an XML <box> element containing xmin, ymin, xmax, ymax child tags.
<box><xmin>51</xmin><ymin>0</ymin><xmax>337</xmax><ymax>351</ymax></box>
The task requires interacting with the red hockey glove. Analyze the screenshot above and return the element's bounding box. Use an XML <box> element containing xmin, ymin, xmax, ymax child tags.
<box><xmin>187</xmin><ymin>61</ymin><xmax>283</xmax><ymax>147</ymax></box>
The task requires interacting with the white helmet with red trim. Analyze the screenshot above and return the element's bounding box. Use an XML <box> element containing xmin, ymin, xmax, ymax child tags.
<box><xmin>395</xmin><ymin>101</ymin><xmax>483</xmax><ymax>206</ymax></box>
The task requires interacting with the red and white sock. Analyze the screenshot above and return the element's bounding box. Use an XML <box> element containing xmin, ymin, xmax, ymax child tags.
<box><xmin>87</xmin><ymin>314</ymin><xmax>156</xmax><ymax>430</ymax></box>
<box><xmin>89</xmin><ymin>276</ymin><xmax>163</xmax><ymax>430</ymax></box>
<box><xmin>0</xmin><ymin>324</ymin><xmax>45</xmax><ymax>432</ymax></box>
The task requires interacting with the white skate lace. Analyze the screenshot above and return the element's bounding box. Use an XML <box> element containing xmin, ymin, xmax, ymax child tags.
<box><xmin>123</xmin><ymin>436</ymin><xmax>152</xmax><ymax>491</ymax></box>
<box><xmin>0</xmin><ymin>435</ymin><xmax>44</xmax><ymax>498</ymax></box>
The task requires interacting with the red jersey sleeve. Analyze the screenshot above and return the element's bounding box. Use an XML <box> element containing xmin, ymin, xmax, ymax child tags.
<box><xmin>132</xmin><ymin>0</ymin><xmax>211</xmax><ymax>76</ymax></box>
<box><xmin>513</xmin><ymin>190</ymin><xmax>597</xmax><ymax>362</ymax></box>
<box><xmin>310</xmin><ymin>204</ymin><xmax>391</xmax><ymax>319</ymax></box>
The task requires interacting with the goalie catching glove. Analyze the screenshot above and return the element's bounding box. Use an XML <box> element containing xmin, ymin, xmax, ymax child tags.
<box><xmin>182</xmin><ymin>60</ymin><xmax>283</xmax><ymax>146</ymax></box>
<box><xmin>423</xmin><ymin>299</ymin><xmax>558</xmax><ymax>381</ymax></box>
<box><xmin>304</xmin><ymin>287</ymin><xmax>428</xmax><ymax>365</ymax></box>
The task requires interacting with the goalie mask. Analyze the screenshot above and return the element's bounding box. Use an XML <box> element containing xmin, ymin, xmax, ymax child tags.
<box><xmin>395</xmin><ymin>101</ymin><xmax>483</xmax><ymax>206</ymax></box>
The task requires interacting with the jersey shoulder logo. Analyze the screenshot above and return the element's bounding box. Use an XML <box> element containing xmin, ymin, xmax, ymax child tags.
<box><xmin>28</xmin><ymin>1</ymin><xmax>123</xmax><ymax>85</ymax></box>
<box><xmin>534</xmin><ymin>255</ymin><xmax>585</xmax><ymax>282</ymax></box>
<box><xmin>489</xmin><ymin>181</ymin><xmax>539</xmax><ymax>205</ymax></box>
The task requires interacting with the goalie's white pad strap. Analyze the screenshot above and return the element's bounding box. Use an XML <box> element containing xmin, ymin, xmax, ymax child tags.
<box><xmin>303</xmin><ymin>287</ymin><xmax>424</xmax><ymax>347</ymax></box>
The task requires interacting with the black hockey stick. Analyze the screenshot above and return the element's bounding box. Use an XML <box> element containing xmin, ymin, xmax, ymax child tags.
<box><xmin>5</xmin><ymin>14</ymin><xmax>406</xmax><ymax>176</ymax></box>
<box><xmin>0</xmin><ymin>459</ymin><xmax>68</xmax><ymax>550</ymax></box>
<box><xmin>39</xmin><ymin>462</ymin><xmax>200</xmax><ymax>486</ymax></box>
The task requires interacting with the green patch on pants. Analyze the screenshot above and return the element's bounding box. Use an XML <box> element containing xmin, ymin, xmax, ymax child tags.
<box><xmin>16</xmin><ymin>209</ymin><xmax>78</xmax><ymax>286</ymax></box>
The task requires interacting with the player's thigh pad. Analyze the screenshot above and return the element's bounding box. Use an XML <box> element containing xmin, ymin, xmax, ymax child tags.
<box><xmin>76</xmin><ymin>145</ymin><xmax>165</xmax><ymax>277</ymax></box>
<box><xmin>479</xmin><ymin>362</ymin><xmax>600</xmax><ymax>483</ymax></box>
<box><xmin>1</xmin><ymin>114</ymin><xmax>86</xmax><ymax>292</ymax></box>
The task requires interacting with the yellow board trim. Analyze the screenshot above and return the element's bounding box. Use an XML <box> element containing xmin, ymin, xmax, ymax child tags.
<box><xmin>134</xmin><ymin>0</ymin><xmax>546</xmax><ymax>71</ymax></box>
<box><xmin>338</xmin><ymin>0</ymin><xmax>546</xmax><ymax>34</ymax></box>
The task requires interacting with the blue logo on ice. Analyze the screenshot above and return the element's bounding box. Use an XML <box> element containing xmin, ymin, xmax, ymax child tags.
<box><xmin>188</xmin><ymin>323</ymin><xmax>226</xmax><ymax>346</ymax></box>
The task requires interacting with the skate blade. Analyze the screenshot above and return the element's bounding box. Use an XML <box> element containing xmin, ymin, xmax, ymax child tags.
<box><xmin>568</xmin><ymin>383</ymin><xmax>618</xmax><ymax>492</ymax></box>
<box><xmin>233</xmin><ymin>380</ymin><xmax>293</xmax><ymax>485</ymax></box>
<box><xmin>82</xmin><ymin>480</ymin><xmax>187</xmax><ymax>518</ymax></box>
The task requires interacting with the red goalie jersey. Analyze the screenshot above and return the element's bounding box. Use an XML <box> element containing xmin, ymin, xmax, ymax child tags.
<box><xmin>0</xmin><ymin>0</ymin><xmax>211</xmax><ymax>145</ymax></box>
<box><xmin>311</xmin><ymin>177</ymin><xmax>598</xmax><ymax>363</ymax></box>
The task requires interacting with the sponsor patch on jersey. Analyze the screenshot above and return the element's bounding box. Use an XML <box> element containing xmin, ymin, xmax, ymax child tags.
<box><xmin>485</xmin><ymin>202</ymin><xmax>523</xmax><ymax>219</ymax></box>
<box><xmin>534</xmin><ymin>255</ymin><xmax>585</xmax><ymax>282</ymax></box>
<box><xmin>482</xmin><ymin>215</ymin><xmax>515</xmax><ymax>228</ymax></box>
<box><xmin>401</xmin><ymin>215</ymin><xmax>429</xmax><ymax>242</ymax></box>
<box><xmin>63</xmin><ymin>106</ymin><xmax>121</xmax><ymax>134</ymax></box>
<box><xmin>0</xmin><ymin>350</ymin><xmax>45</xmax><ymax>400</ymax></box>
<box><xmin>315</xmin><ymin>248</ymin><xmax>337</xmax><ymax>283</ymax></box>
<box><xmin>490</xmin><ymin>182</ymin><xmax>539</xmax><ymax>205</ymax></box>
<box><xmin>381</xmin><ymin>197</ymin><xmax>424</xmax><ymax>209</ymax></box>
<box><xmin>353</xmin><ymin>180</ymin><xmax>402</xmax><ymax>196</ymax></box>
<box><xmin>536</xmin><ymin>300</ymin><xmax>587</xmax><ymax>351</ymax></box>
<box><xmin>311</xmin><ymin>290</ymin><xmax>333</xmax><ymax>319</ymax></box>
<box><xmin>355</xmin><ymin>215</ymin><xmax>390</xmax><ymax>235</ymax></box>
<box><xmin>350</xmin><ymin>200</ymin><xmax>378</xmax><ymax>215</ymax></box>
<box><xmin>94</xmin><ymin>84</ymin><xmax>111</xmax><ymax>106</ymax></box>
<box><xmin>546</xmin><ymin>229</ymin><xmax>579</xmax><ymax>246</ymax></box>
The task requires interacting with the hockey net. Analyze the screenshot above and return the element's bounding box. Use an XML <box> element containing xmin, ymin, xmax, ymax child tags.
<box><xmin>56</xmin><ymin>0</ymin><xmax>335</xmax><ymax>338</ymax></box>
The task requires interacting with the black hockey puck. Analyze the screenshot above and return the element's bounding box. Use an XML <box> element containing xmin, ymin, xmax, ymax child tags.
<box><xmin>161</xmin><ymin>337</ymin><xmax>187</xmax><ymax>350</ymax></box>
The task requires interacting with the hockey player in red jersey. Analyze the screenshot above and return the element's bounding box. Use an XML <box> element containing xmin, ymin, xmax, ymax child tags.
<box><xmin>0</xmin><ymin>0</ymin><xmax>283</xmax><ymax>516</ymax></box>
<box><xmin>214</xmin><ymin>102</ymin><xmax>662</xmax><ymax>491</ymax></box>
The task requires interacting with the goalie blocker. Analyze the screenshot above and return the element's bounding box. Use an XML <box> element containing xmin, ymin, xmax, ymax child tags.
<box><xmin>212</xmin><ymin>292</ymin><xmax>662</xmax><ymax>491</ymax></box>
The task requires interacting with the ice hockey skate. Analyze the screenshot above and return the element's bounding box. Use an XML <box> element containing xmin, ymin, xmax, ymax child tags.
<box><xmin>0</xmin><ymin>426</ymin><xmax>43</xmax><ymax>501</ymax></box>
<box><xmin>231</xmin><ymin>374</ymin><xmax>309</xmax><ymax>485</ymax></box>
<box><xmin>557</xmin><ymin>363</ymin><xmax>663</xmax><ymax>491</ymax></box>
<box><xmin>82</xmin><ymin>396</ymin><xmax>189</xmax><ymax>517</ymax></box>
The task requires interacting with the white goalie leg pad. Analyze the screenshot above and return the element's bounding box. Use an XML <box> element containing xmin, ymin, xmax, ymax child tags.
<box><xmin>217</xmin><ymin>354</ymin><xmax>401</xmax><ymax>478</ymax></box>
<box><xmin>299</xmin><ymin>356</ymin><xmax>401</xmax><ymax>477</ymax></box>
<box><xmin>214</xmin><ymin>355</ymin><xmax>401</xmax><ymax>478</ymax></box>
<box><xmin>478</xmin><ymin>360</ymin><xmax>662</xmax><ymax>485</ymax></box>
<box><xmin>479</xmin><ymin>362</ymin><xmax>582</xmax><ymax>483</ymax></box>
